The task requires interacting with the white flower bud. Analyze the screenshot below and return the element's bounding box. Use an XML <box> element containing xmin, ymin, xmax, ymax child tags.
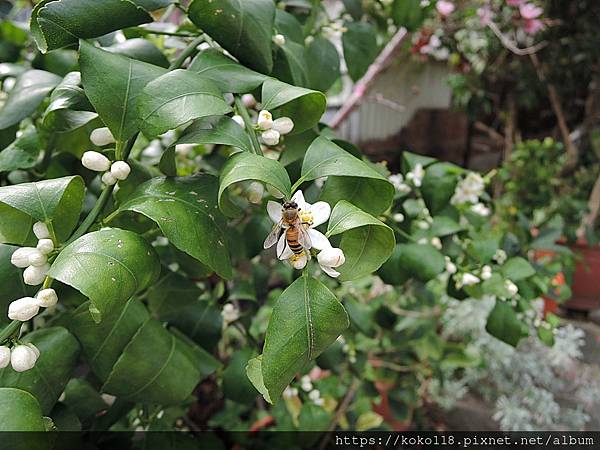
<box><xmin>8</xmin><ymin>297</ymin><xmax>40</xmax><ymax>321</ymax></box>
<box><xmin>0</xmin><ymin>346</ymin><xmax>10</xmax><ymax>368</ymax></box>
<box><xmin>26</xmin><ymin>343</ymin><xmax>40</xmax><ymax>359</ymax></box>
<box><xmin>82</xmin><ymin>151</ymin><xmax>111</xmax><ymax>172</ymax></box>
<box><xmin>23</xmin><ymin>263</ymin><xmax>50</xmax><ymax>286</ymax></box>
<box><xmin>445</xmin><ymin>260</ymin><xmax>457</xmax><ymax>274</ymax></box>
<box><xmin>430</xmin><ymin>237</ymin><xmax>442</xmax><ymax>250</ymax></box>
<box><xmin>231</xmin><ymin>115</ymin><xmax>245</xmax><ymax>127</ymax></box>
<box><xmin>272</xmin><ymin>117</ymin><xmax>294</xmax><ymax>135</ymax></box>
<box><xmin>33</xmin><ymin>222</ymin><xmax>50</xmax><ymax>239</ymax></box>
<box><xmin>241</xmin><ymin>94</ymin><xmax>256</xmax><ymax>108</ymax></box>
<box><xmin>247</xmin><ymin>182</ymin><xmax>264</xmax><ymax>204</ymax></box>
<box><xmin>101</xmin><ymin>172</ymin><xmax>117</xmax><ymax>186</ymax></box>
<box><xmin>222</xmin><ymin>303</ymin><xmax>240</xmax><ymax>324</ymax></box>
<box><xmin>175</xmin><ymin>144</ymin><xmax>195</xmax><ymax>155</ymax></box>
<box><xmin>505</xmin><ymin>280</ymin><xmax>519</xmax><ymax>296</ymax></box>
<box><xmin>257</xmin><ymin>110</ymin><xmax>273</xmax><ymax>130</ymax></box>
<box><xmin>110</xmin><ymin>161</ymin><xmax>131</xmax><ymax>181</ymax></box>
<box><xmin>393</xmin><ymin>213</ymin><xmax>405</xmax><ymax>223</ymax></box>
<box><xmin>460</xmin><ymin>273</ymin><xmax>480</xmax><ymax>286</ymax></box>
<box><xmin>317</xmin><ymin>247</ymin><xmax>346</xmax><ymax>268</ymax></box>
<box><xmin>27</xmin><ymin>249</ymin><xmax>47</xmax><ymax>267</ymax></box>
<box><xmin>308</xmin><ymin>389</ymin><xmax>321</xmax><ymax>401</ymax></box>
<box><xmin>481</xmin><ymin>265</ymin><xmax>492</xmax><ymax>280</ymax></box>
<box><xmin>272</xmin><ymin>34</ymin><xmax>286</xmax><ymax>46</ymax></box>
<box><xmin>10</xmin><ymin>345</ymin><xmax>38</xmax><ymax>372</ymax></box>
<box><xmin>90</xmin><ymin>127</ymin><xmax>115</xmax><ymax>146</ymax></box>
<box><xmin>261</xmin><ymin>129</ymin><xmax>280</xmax><ymax>146</ymax></box>
<box><xmin>11</xmin><ymin>247</ymin><xmax>37</xmax><ymax>268</ymax></box>
<box><xmin>36</xmin><ymin>239</ymin><xmax>54</xmax><ymax>255</ymax></box>
<box><xmin>37</xmin><ymin>288</ymin><xmax>58</xmax><ymax>308</ymax></box>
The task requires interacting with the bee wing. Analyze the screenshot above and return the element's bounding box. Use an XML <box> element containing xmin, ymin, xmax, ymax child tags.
<box><xmin>264</xmin><ymin>221</ymin><xmax>283</xmax><ymax>249</ymax></box>
<box><xmin>297</xmin><ymin>225</ymin><xmax>312</xmax><ymax>250</ymax></box>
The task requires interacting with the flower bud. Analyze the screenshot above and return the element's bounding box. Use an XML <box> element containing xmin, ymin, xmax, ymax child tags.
<box><xmin>11</xmin><ymin>345</ymin><xmax>38</xmax><ymax>372</ymax></box>
<box><xmin>232</xmin><ymin>115</ymin><xmax>245</xmax><ymax>127</ymax></box>
<box><xmin>37</xmin><ymin>288</ymin><xmax>58</xmax><ymax>308</ymax></box>
<box><xmin>261</xmin><ymin>129</ymin><xmax>280</xmax><ymax>146</ymax></box>
<box><xmin>222</xmin><ymin>303</ymin><xmax>240</xmax><ymax>324</ymax></box>
<box><xmin>272</xmin><ymin>117</ymin><xmax>294</xmax><ymax>135</ymax></box>
<box><xmin>0</xmin><ymin>346</ymin><xmax>10</xmax><ymax>368</ymax></box>
<box><xmin>272</xmin><ymin>34</ymin><xmax>286</xmax><ymax>46</ymax></box>
<box><xmin>110</xmin><ymin>161</ymin><xmax>131</xmax><ymax>181</ymax></box>
<box><xmin>23</xmin><ymin>263</ymin><xmax>50</xmax><ymax>286</ymax></box>
<box><xmin>82</xmin><ymin>151</ymin><xmax>111</xmax><ymax>172</ymax></box>
<box><xmin>481</xmin><ymin>265</ymin><xmax>492</xmax><ymax>280</ymax></box>
<box><xmin>11</xmin><ymin>247</ymin><xmax>37</xmax><ymax>268</ymax></box>
<box><xmin>241</xmin><ymin>94</ymin><xmax>256</xmax><ymax>108</ymax></box>
<box><xmin>36</xmin><ymin>239</ymin><xmax>54</xmax><ymax>255</ymax></box>
<box><xmin>90</xmin><ymin>127</ymin><xmax>116</xmax><ymax>146</ymax></box>
<box><xmin>460</xmin><ymin>273</ymin><xmax>480</xmax><ymax>287</ymax></box>
<box><xmin>27</xmin><ymin>249</ymin><xmax>47</xmax><ymax>267</ymax></box>
<box><xmin>175</xmin><ymin>144</ymin><xmax>195</xmax><ymax>155</ymax></box>
<box><xmin>101</xmin><ymin>172</ymin><xmax>117</xmax><ymax>186</ymax></box>
<box><xmin>317</xmin><ymin>247</ymin><xmax>346</xmax><ymax>268</ymax></box>
<box><xmin>246</xmin><ymin>182</ymin><xmax>264</xmax><ymax>204</ymax></box>
<box><xmin>8</xmin><ymin>297</ymin><xmax>40</xmax><ymax>321</ymax></box>
<box><xmin>33</xmin><ymin>222</ymin><xmax>50</xmax><ymax>239</ymax></box>
<box><xmin>257</xmin><ymin>110</ymin><xmax>273</xmax><ymax>130</ymax></box>
<box><xmin>505</xmin><ymin>280</ymin><xmax>519</xmax><ymax>296</ymax></box>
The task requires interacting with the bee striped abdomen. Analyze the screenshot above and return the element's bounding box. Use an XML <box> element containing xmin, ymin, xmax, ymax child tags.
<box><xmin>286</xmin><ymin>227</ymin><xmax>304</xmax><ymax>254</ymax></box>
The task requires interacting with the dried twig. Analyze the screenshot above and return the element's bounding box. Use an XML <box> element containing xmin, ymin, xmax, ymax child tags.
<box><xmin>486</xmin><ymin>21</ymin><xmax>547</xmax><ymax>56</ymax></box>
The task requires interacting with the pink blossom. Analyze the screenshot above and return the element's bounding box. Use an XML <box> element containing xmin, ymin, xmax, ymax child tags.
<box><xmin>523</xmin><ymin>18</ymin><xmax>544</xmax><ymax>34</ymax></box>
<box><xmin>506</xmin><ymin>0</ymin><xmax>523</xmax><ymax>6</ymax></box>
<box><xmin>436</xmin><ymin>0</ymin><xmax>455</xmax><ymax>17</ymax></box>
<box><xmin>477</xmin><ymin>7</ymin><xmax>493</xmax><ymax>26</ymax></box>
<box><xmin>519</xmin><ymin>3</ymin><xmax>543</xmax><ymax>19</ymax></box>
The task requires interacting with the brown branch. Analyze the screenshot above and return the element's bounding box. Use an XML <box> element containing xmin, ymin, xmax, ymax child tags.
<box><xmin>318</xmin><ymin>377</ymin><xmax>361</xmax><ymax>450</ymax></box>
<box><xmin>577</xmin><ymin>173</ymin><xmax>600</xmax><ymax>240</ymax></box>
<box><xmin>473</xmin><ymin>121</ymin><xmax>504</xmax><ymax>143</ymax></box>
<box><xmin>487</xmin><ymin>21</ymin><xmax>547</xmax><ymax>56</ymax></box>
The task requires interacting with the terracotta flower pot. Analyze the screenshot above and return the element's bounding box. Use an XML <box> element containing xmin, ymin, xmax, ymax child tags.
<box><xmin>566</xmin><ymin>241</ymin><xmax>600</xmax><ymax>311</ymax></box>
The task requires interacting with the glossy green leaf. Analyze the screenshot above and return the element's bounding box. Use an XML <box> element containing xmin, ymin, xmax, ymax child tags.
<box><xmin>0</xmin><ymin>69</ymin><xmax>61</xmax><ymax>130</ymax></box>
<box><xmin>397</xmin><ymin>243</ymin><xmax>445</xmax><ymax>282</ymax></box>
<box><xmin>255</xmin><ymin>275</ymin><xmax>348</xmax><ymax>403</ymax></box>
<box><xmin>137</xmin><ymin>69</ymin><xmax>232</xmax><ymax>137</ymax></box>
<box><xmin>485</xmin><ymin>300</ymin><xmax>525</xmax><ymax>347</ymax></box>
<box><xmin>261</xmin><ymin>78</ymin><xmax>326</xmax><ymax>134</ymax></box>
<box><xmin>273</xmin><ymin>40</ymin><xmax>308</xmax><ymax>87</ymax></box>
<box><xmin>189</xmin><ymin>49</ymin><xmax>268</xmax><ymax>94</ymax></box>
<box><xmin>305</xmin><ymin>37</ymin><xmax>341</xmax><ymax>92</ymax></box>
<box><xmin>245</xmin><ymin>356</ymin><xmax>271</xmax><ymax>403</ymax></box>
<box><xmin>326</xmin><ymin>201</ymin><xmax>395</xmax><ymax>281</ymax></box>
<box><xmin>61</xmin><ymin>379</ymin><xmax>108</xmax><ymax>423</ymax></box>
<box><xmin>342</xmin><ymin>0</ymin><xmax>363</xmax><ymax>20</ymax></box>
<box><xmin>320</xmin><ymin>176</ymin><xmax>392</xmax><ymax>217</ymax></box>
<box><xmin>188</xmin><ymin>0</ymin><xmax>276</xmax><ymax>73</ymax></box>
<box><xmin>219</xmin><ymin>152</ymin><xmax>292</xmax><ymax>217</ymax></box>
<box><xmin>421</xmin><ymin>162</ymin><xmax>461</xmax><ymax>214</ymax></box>
<box><xmin>392</xmin><ymin>0</ymin><xmax>427</xmax><ymax>31</ymax></box>
<box><xmin>174</xmin><ymin>115</ymin><xmax>253</xmax><ymax>153</ymax></box>
<box><xmin>501</xmin><ymin>257</ymin><xmax>536</xmax><ymax>281</ymax></box>
<box><xmin>342</xmin><ymin>22</ymin><xmax>378</xmax><ymax>82</ymax></box>
<box><xmin>0</xmin><ymin>244</ymin><xmax>35</xmax><ymax>325</ymax></box>
<box><xmin>429</xmin><ymin>216</ymin><xmax>462</xmax><ymax>237</ymax></box>
<box><xmin>106</xmin><ymin>38</ymin><xmax>169</xmax><ymax>68</ymax></box>
<box><xmin>377</xmin><ymin>245</ymin><xmax>410</xmax><ymax>286</ymax></box>
<box><xmin>0</xmin><ymin>175</ymin><xmax>85</xmax><ymax>244</ymax></box>
<box><xmin>117</xmin><ymin>175</ymin><xmax>233</xmax><ymax>279</ymax></box>
<box><xmin>223</xmin><ymin>349</ymin><xmax>258</xmax><ymax>404</ymax></box>
<box><xmin>274</xmin><ymin>9</ymin><xmax>304</xmax><ymax>44</ymax></box>
<box><xmin>48</xmin><ymin>228</ymin><xmax>161</xmax><ymax>321</ymax></box>
<box><xmin>80</xmin><ymin>40</ymin><xmax>167</xmax><ymax>142</ymax></box>
<box><xmin>0</xmin><ymin>127</ymin><xmax>41</xmax><ymax>172</ymax></box>
<box><xmin>0</xmin><ymin>327</ymin><xmax>80</xmax><ymax>414</ymax></box>
<box><xmin>0</xmin><ymin>388</ymin><xmax>46</xmax><ymax>431</ymax></box>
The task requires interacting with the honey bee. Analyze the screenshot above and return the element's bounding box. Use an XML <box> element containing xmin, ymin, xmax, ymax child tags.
<box><xmin>263</xmin><ymin>200</ymin><xmax>312</xmax><ymax>258</ymax></box>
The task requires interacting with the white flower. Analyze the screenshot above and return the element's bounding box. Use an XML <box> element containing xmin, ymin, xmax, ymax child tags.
<box><xmin>406</xmin><ymin>164</ymin><xmax>425</xmax><ymax>187</ymax></box>
<box><xmin>246</xmin><ymin>182</ymin><xmax>264</xmax><ymax>204</ymax></box>
<box><xmin>393</xmin><ymin>213</ymin><xmax>405</xmax><ymax>223</ymax></box>
<box><xmin>33</xmin><ymin>222</ymin><xmax>50</xmax><ymax>240</ymax></box>
<box><xmin>430</xmin><ymin>237</ymin><xmax>442</xmax><ymax>250</ymax></box>
<box><xmin>301</xmin><ymin>375</ymin><xmax>312</xmax><ymax>392</ymax></box>
<box><xmin>308</xmin><ymin>389</ymin><xmax>321</xmax><ymax>401</ymax></box>
<box><xmin>471</xmin><ymin>202</ymin><xmax>491</xmax><ymax>217</ymax></box>
<box><xmin>101</xmin><ymin>172</ymin><xmax>117</xmax><ymax>186</ymax></box>
<box><xmin>283</xmin><ymin>387</ymin><xmax>298</xmax><ymax>398</ymax></box>
<box><xmin>175</xmin><ymin>144</ymin><xmax>195</xmax><ymax>155</ymax></box>
<box><xmin>452</xmin><ymin>172</ymin><xmax>485</xmax><ymax>205</ymax></box>
<box><xmin>23</xmin><ymin>264</ymin><xmax>50</xmax><ymax>286</ymax></box>
<box><xmin>459</xmin><ymin>273</ymin><xmax>480</xmax><ymax>287</ymax></box>
<box><xmin>317</xmin><ymin>247</ymin><xmax>346</xmax><ymax>278</ymax></box>
<box><xmin>436</xmin><ymin>0</ymin><xmax>455</xmax><ymax>16</ymax></box>
<box><xmin>417</xmin><ymin>220</ymin><xmax>430</xmax><ymax>230</ymax></box>
<box><xmin>11</xmin><ymin>248</ymin><xmax>38</xmax><ymax>268</ymax></box>
<box><xmin>36</xmin><ymin>239</ymin><xmax>54</xmax><ymax>255</ymax></box>
<box><xmin>8</xmin><ymin>297</ymin><xmax>40</xmax><ymax>321</ymax></box>
<box><xmin>232</xmin><ymin>114</ymin><xmax>245</xmax><ymax>127</ymax></box>
<box><xmin>90</xmin><ymin>127</ymin><xmax>115</xmax><ymax>146</ymax></box>
<box><xmin>493</xmin><ymin>249</ymin><xmax>507</xmax><ymax>264</ymax></box>
<box><xmin>261</xmin><ymin>129</ymin><xmax>280</xmax><ymax>146</ymax></box>
<box><xmin>0</xmin><ymin>346</ymin><xmax>10</xmax><ymax>368</ymax></box>
<box><xmin>82</xmin><ymin>151</ymin><xmax>111</xmax><ymax>172</ymax></box>
<box><xmin>222</xmin><ymin>303</ymin><xmax>240</xmax><ymax>324</ymax></box>
<box><xmin>272</xmin><ymin>34</ymin><xmax>286</xmax><ymax>46</ymax></box>
<box><xmin>241</xmin><ymin>94</ymin><xmax>256</xmax><ymax>108</ymax></box>
<box><xmin>27</xmin><ymin>249</ymin><xmax>47</xmax><ymax>267</ymax></box>
<box><xmin>110</xmin><ymin>161</ymin><xmax>131</xmax><ymax>181</ymax></box>
<box><xmin>257</xmin><ymin>110</ymin><xmax>273</xmax><ymax>130</ymax></box>
<box><xmin>505</xmin><ymin>280</ymin><xmax>519</xmax><ymax>296</ymax></box>
<box><xmin>10</xmin><ymin>344</ymin><xmax>39</xmax><ymax>372</ymax></box>
<box><xmin>445</xmin><ymin>257</ymin><xmax>457</xmax><ymax>274</ymax></box>
<box><xmin>37</xmin><ymin>288</ymin><xmax>58</xmax><ymax>308</ymax></box>
<box><xmin>481</xmin><ymin>265</ymin><xmax>492</xmax><ymax>280</ymax></box>
<box><xmin>272</xmin><ymin>117</ymin><xmax>294</xmax><ymax>135</ymax></box>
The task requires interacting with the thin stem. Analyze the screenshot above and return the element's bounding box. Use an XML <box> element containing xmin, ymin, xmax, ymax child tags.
<box><xmin>0</xmin><ymin>320</ymin><xmax>21</xmax><ymax>344</ymax></box>
<box><xmin>132</xmin><ymin>27</ymin><xmax>196</xmax><ymax>38</ymax></box>
<box><xmin>387</xmin><ymin>221</ymin><xmax>416</xmax><ymax>243</ymax></box>
<box><xmin>168</xmin><ymin>36</ymin><xmax>204</xmax><ymax>70</ymax></box>
<box><xmin>66</xmin><ymin>186</ymin><xmax>115</xmax><ymax>245</ymax></box>
<box><xmin>234</xmin><ymin>97</ymin><xmax>263</xmax><ymax>156</ymax></box>
<box><xmin>290</xmin><ymin>177</ymin><xmax>306</xmax><ymax>194</ymax></box>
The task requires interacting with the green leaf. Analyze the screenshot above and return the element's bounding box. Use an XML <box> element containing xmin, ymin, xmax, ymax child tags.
<box><xmin>0</xmin><ymin>175</ymin><xmax>85</xmax><ymax>244</ymax></box>
<box><xmin>31</xmin><ymin>0</ymin><xmax>155</xmax><ymax>53</ymax></box>
<box><xmin>0</xmin><ymin>388</ymin><xmax>46</xmax><ymax>432</ymax></box>
<box><xmin>0</xmin><ymin>244</ymin><xmax>35</xmax><ymax>325</ymax></box>
<box><xmin>0</xmin><ymin>327</ymin><xmax>80</xmax><ymax>414</ymax></box>
<box><xmin>0</xmin><ymin>69</ymin><xmax>62</xmax><ymax>130</ymax></box>
<box><xmin>80</xmin><ymin>40</ymin><xmax>167</xmax><ymax>142</ymax></box>
<box><xmin>272</xmin><ymin>40</ymin><xmax>308</xmax><ymax>87</ymax></box>
<box><xmin>256</xmin><ymin>275</ymin><xmax>348</xmax><ymax>403</ymax></box>
<box><xmin>188</xmin><ymin>0</ymin><xmax>276</xmax><ymax>73</ymax></box>
<box><xmin>377</xmin><ymin>244</ymin><xmax>410</xmax><ymax>286</ymax></box>
<box><xmin>429</xmin><ymin>216</ymin><xmax>462</xmax><ymax>237</ymax></box>
<box><xmin>106</xmin><ymin>38</ymin><xmax>169</xmax><ymax>68</ymax></box>
<box><xmin>48</xmin><ymin>228</ymin><xmax>161</xmax><ymax>321</ymax></box>
<box><xmin>117</xmin><ymin>175</ymin><xmax>233</xmax><ymax>279</ymax></box>
<box><xmin>261</xmin><ymin>78</ymin><xmax>326</xmax><ymax>134</ymax></box>
<box><xmin>0</xmin><ymin>127</ymin><xmax>42</xmax><ymax>172</ymax></box>
<box><xmin>421</xmin><ymin>162</ymin><xmax>460</xmax><ymax>214</ymax></box>
<box><xmin>298</xmin><ymin>403</ymin><xmax>331</xmax><ymax>431</ymax></box>
<box><xmin>305</xmin><ymin>37</ymin><xmax>341</xmax><ymax>92</ymax></box>
<box><xmin>174</xmin><ymin>115</ymin><xmax>253</xmax><ymax>153</ymax></box>
<box><xmin>501</xmin><ymin>257</ymin><xmax>536</xmax><ymax>281</ymax></box>
<box><xmin>189</xmin><ymin>49</ymin><xmax>268</xmax><ymax>94</ymax></box>
<box><xmin>223</xmin><ymin>349</ymin><xmax>258</xmax><ymax>404</ymax></box>
<box><xmin>342</xmin><ymin>0</ymin><xmax>363</xmax><ymax>20</ymax></box>
<box><xmin>397</xmin><ymin>243</ymin><xmax>446</xmax><ymax>282</ymax></box>
<box><xmin>301</xmin><ymin>137</ymin><xmax>394</xmax><ymax>214</ymax></box>
<box><xmin>219</xmin><ymin>152</ymin><xmax>291</xmax><ymax>217</ymax></box>
<box><xmin>274</xmin><ymin>9</ymin><xmax>304</xmax><ymax>44</ymax></box>
<box><xmin>392</xmin><ymin>0</ymin><xmax>427</xmax><ymax>31</ymax></box>
<box><xmin>137</xmin><ymin>69</ymin><xmax>232</xmax><ymax>137</ymax></box>
<box><xmin>245</xmin><ymin>356</ymin><xmax>271</xmax><ymax>404</ymax></box>
<box><xmin>342</xmin><ymin>22</ymin><xmax>378</xmax><ymax>82</ymax></box>
<box><xmin>326</xmin><ymin>201</ymin><xmax>395</xmax><ymax>281</ymax></box>
<box><xmin>485</xmin><ymin>300</ymin><xmax>525</xmax><ymax>347</ymax></box>
<box><xmin>61</xmin><ymin>379</ymin><xmax>108</xmax><ymax>423</ymax></box>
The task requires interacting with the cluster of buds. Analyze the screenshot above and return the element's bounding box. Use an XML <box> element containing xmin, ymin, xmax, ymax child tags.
<box><xmin>10</xmin><ymin>222</ymin><xmax>54</xmax><ymax>285</ymax></box>
<box><xmin>0</xmin><ymin>343</ymin><xmax>40</xmax><ymax>372</ymax></box>
<box><xmin>8</xmin><ymin>289</ymin><xmax>58</xmax><ymax>322</ymax></box>
<box><xmin>256</xmin><ymin>110</ymin><xmax>294</xmax><ymax>146</ymax></box>
<box><xmin>83</xmin><ymin>128</ymin><xmax>131</xmax><ymax>186</ymax></box>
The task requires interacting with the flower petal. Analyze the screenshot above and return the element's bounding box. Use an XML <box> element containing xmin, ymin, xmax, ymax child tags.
<box><xmin>277</xmin><ymin>233</ymin><xmax>292</xmax><ymax>260</ymax></box>
<box><xmin>308</xmin><ymin>229</ymin><xmax>331</xmax><ymax>251</ymax></box>
<box><xmin>320</xmin><ymin>264</ymin><xmax>341</xmax><ymax>278</ymax></box>
<box><xmin>267</xmin><ymin>200</ymin><xmax>283</xmax><ymax>223</ymax></box>
<box><xmin>291</xmin><ymin>190</ymin><xmax>308</xmax><ymax>210</ymax></box>
<box><xmin>309</xmin><ymin>201</ymin><xmax>331</xmax><ymax>227</ymax></box>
